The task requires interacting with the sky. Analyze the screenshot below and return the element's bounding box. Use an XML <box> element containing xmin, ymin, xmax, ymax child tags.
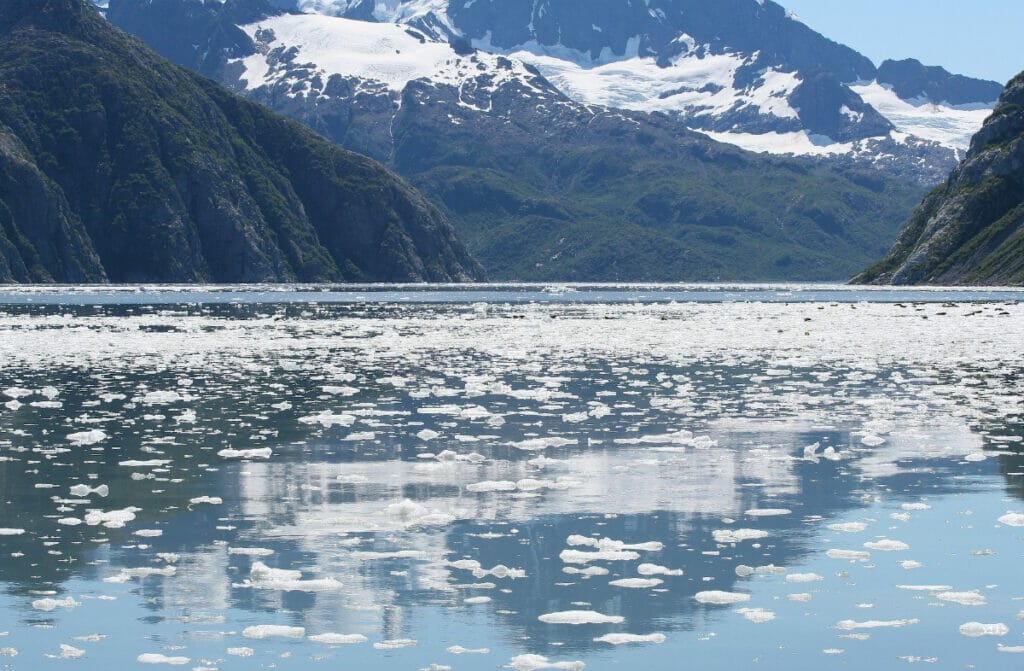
<box><xmin>778</xmin><ymin>0</ymin><xmax>1023</xmax><ymax>84</ymax></box>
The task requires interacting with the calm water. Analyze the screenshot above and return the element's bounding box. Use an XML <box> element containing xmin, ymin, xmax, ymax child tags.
<box><xmin>0</xmin><ymin>285</ymin><xmax>1022</xmax><ymax>669</ymax></box>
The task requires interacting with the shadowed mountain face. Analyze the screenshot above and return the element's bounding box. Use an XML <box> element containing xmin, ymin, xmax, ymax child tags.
<box><xmin>855</xmin><ymin>73</ymin><xmax>1024</xmax><ymax>286</ymax></box>
<box><xmin>0</xmin><ymin>0</ymin><xmax>483</xmax><ymax>283</ymax></box>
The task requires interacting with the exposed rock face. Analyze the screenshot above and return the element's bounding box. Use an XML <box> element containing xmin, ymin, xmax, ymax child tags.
<box><xmin>877</xmin><ymin>59</ymin><xmax>1004</xmax><ymax>106</ymax></box>
<box><xmin>854</xmin><ymin>73</ymin><xmax>1024</xmax><ymax>285</ymax></box>
<box><xmin>0</xmin><ymin>0</ymin><xmax>482</xmax><ymax>283</ymax></box>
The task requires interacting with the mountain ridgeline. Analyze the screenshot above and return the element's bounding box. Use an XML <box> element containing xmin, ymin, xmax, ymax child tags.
<box><xmin>0</xmin><ymin>0</ymin><xmax>482</xmax><ymax>283</ymax></box>
<box><xmin>855</xmin><ymin>73</ymin><xmax>1024</xmax><ymax>285</ymax></box>
<box><xmin>97</xmin><ymin>0</ymin><xmax>939</xmax><ymax>282</ymax></box>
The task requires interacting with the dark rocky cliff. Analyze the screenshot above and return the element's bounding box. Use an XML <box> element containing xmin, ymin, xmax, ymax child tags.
<box><xmin>0</xmin><ymin>0</ymin><xmax>483</xmax><ymax>283</ymax></box>
<box><xmin>854</xmin><ymin>73</ymin><xmax>1024</xmax><ymax>285</ymax></box>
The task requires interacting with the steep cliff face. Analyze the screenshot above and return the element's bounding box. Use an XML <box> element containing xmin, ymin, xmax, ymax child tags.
<box><xmin>855</xmin><ymin>73</ymin><xmax>1024</xmax><ymax>286</ymax></box>
<box><xmin>0</xmin><ymin>0</ymin><xmax>482</xmax><ymax>283</ymax></box>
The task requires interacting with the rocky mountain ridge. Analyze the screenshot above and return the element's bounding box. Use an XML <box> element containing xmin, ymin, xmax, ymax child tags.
<box><xmin>0</xmin><ymin>0</ymin><xmax>482</xmax><ymax>283</ymax></box>
<box><xmin>855</xmin><ymin>73</ymin><xmax>1024</xmax><ymax>286</ymax></box>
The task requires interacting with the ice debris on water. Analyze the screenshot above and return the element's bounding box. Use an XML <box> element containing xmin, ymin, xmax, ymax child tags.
<box><xmin>508</xmin><ymin>654</ymin><xmax>585</xmax><ymax>671</ymax></box>
<box><xmin>593</xmin><ymin>633</ymin><xmax>666</xmax><ymax>645</ymax></box>
<box><xmin>694</xmin><ymin>591</ymin><xmax>750</xmax><ymax>605</ymax></box>
<box><xmin>137</xmin><ymin>653</ymin><xmax>190</xmax><ymax>665</ymax></box>
<box><xmin>958</xmin><ymin>622</ymin><xmax>1008</xmax><ymax>637</ymax></box>
<box><xmin>242</xmin><ymin>625</ymin><xmax>306</xmax><ymax>639</ymax></box>
<box><xmin>538</xmin><ymin>611</ymin><xmax>624</xmax><ymax>625</ymax></box>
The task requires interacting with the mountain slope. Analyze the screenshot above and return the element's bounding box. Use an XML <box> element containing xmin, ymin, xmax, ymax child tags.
<box><xmin>854</xmin><ymin>73</ymin><xmax>1024</xmax><ymax>286</ymax></box>
<box><xmin>100</xmin><ymin>0</ymin><xmax>929</xmax><ymax>281</ymax></box>
<box><xmin>0</xmin><ymin>0</ymin><xmax>482</xmax><ymax>283</ymax></box>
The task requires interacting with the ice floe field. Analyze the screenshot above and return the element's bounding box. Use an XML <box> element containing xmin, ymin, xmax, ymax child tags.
<box><xmin>0</xmin><ymin>285</ymin><xmax>1022</xmax><ymax>670</ymax></box>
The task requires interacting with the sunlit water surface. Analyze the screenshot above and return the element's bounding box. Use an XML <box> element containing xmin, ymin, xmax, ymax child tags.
<box><xmin>0</xmin><ymin>284</ymin><xmax>1022</xmax><ymax>670</ymax></box>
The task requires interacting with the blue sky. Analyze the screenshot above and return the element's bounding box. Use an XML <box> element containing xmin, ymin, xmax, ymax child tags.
<box><xmin>779</xmin><ymin>0</ymin><xmax>1023</xmax><ymax>83</ymax></box>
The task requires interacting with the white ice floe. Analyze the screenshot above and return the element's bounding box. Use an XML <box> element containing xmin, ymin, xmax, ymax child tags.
<box><xmin>228</xmin><ymin>547</ymin><xmax>274</xmax><ymax>557</ymax></box>
<box><xmin>745</xmin><ymin>508</ymin><xmax>791</xmax><ymax>517</ymax></box>
<box><xmin>141</xmin><ymin>391</ymin><xmax>182</xmax><ymax>405</ymax></box>
<box><xmin>137</xmin><ymin>653</ymin><xmax>190</xmax><ymax>665</ymax></box>
<box><xmin>373</xmin><ymin>639</ymin><xmax>417</xmax><ymax>649</ymax></box>
<box><xmin>835</xmin><ymin>619</ymin><xmax>919</xmax><ymax>630</ymax></box>
<box><xmin>244</xmin><ymin>562</ymin><xmax>343</xmax><ymax>592</ymax></box>
<box><xmin>84</xmin><ymin>507</ymin><xmax>140</xmax><ymax>528</ymax></box>
<box><xmin>786</xmin><ymin>573</ymin><xmax>824</xmax><ymax>583</ymax></box>
<box><xmin>308</xmin><ymin>633</ymin><xmax>368</xmax><ymax>644</ymax></box>
<box><xmin>538</xmin><ymin>610</ymin><xmax>624</xmax><ymax>625</ymax></box>
<box><xmin>694</xmin><ymin>591</ymin><xmax>751</xmax><ymax>605</ymax></box>
<box><xmin>448</xmin><ymin>645</ymin><xmax>490</xmax><ymax>654</ymax></box>
<box><xmin>997</xmin><ymin>512</ymin><xmax>1024</xmax><ymax>527</ymax></box>
<box><xmin>608</xmin><ymin>578</ymin><xmax>663</xmax><ymax>589</ymax></box>
<box><xmin>242</xmin><ymin>625</ymin><xmax>306</xmax><ymax>639</ymax></box>
<box><xmin>217</xmin><ymin>447</ymin><xmax>272</xmax><ymax>460</ymax></box>
<box><xmin>863</xmin><ymin>539</ymin><xmax>909</xmax><ymax>551</ymax></box>
<box><xmin>593</xmin><ymin>633</ymin><xmax>666</xmax><ymax>645</ymax></box>
<box><xmin>189</xmin><ymin>496</ymin><xmax>223</xmax><ymax>505</ymax></box>
<box><xmin>637</xmin><ymin>563</ymin><xmax>683</xmax><ymax>577</ymax></box>
<box><xmin>69</xmin><ymin>484</ymin><xmax>108</xmax><ymax>497</ymax></box>
<box><xmin>735</xmin><ymin>607</ymin><xmax>776</xmax><ymax>623</ymax></box>
<box><xmin>118</xmin><ymin>459</ymin><xmax>171</xmax><ymax>468</ymax></box>
<box><xmin>508</xmin><ymin>654</ymin><xmax>585</xmax><ymax>671</ymax></box>
<box><xmin>32</xmin><ymin>597</ymin><xmax>79</xmax><ymax>612</ymax></box>
<box><xmin>959</xmin><ymin>622</ymin><xmax>1009</xmax><ymax>637</ymax></box>
<box><xmin>227</xmin><ymin>647</ymin><xmax>254</xmax><ymax>656</ymax></box>
<box><xmin>67</xmin><ymin>429</ymin><xmax>106</xmax><ymax>446</ymax></box>
<box><xmin>935</xmin><ymin>590</ymin><xmax>987</xmax><ymax>606</ymax></box>
<box><xmin>713</xmin><ymin>529</ymin><xmax>768</xmax><ymax>544</ymax></box>
<box><xmin>0</xmin><ymin>529</ymin><xmax>25</xmax><ymax>536</ymax></box>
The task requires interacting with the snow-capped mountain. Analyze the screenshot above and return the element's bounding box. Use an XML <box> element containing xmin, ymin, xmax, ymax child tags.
<box><xmin>276</xmin><ymin>0</ymin><xmax>1003</xmax><ymax>168</ymax></box>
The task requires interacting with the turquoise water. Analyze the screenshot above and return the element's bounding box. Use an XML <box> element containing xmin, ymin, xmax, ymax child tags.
<box><xmin>0</xmin><ymin>286</ymin><xmax>1021</xmax><ymax>669</ymax></box>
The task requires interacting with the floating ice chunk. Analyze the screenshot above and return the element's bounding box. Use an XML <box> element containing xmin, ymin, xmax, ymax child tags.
<box><xmin>637</xmin><ymin>563</ymin><xmax>683</xmax><ymax>576</ymax></box>
<box><xmin>508</xmin><ymin>654</ymin><xmax>585</xmax><ymax>671</ymax></box>
<box><xmin>344</xmin><ymin>431</ymin><xmax>376</xmax><ymax>441</ymax></box>
<box><xmin>959</xmin><ymin>622</ymin><xmax>1008</xmax><ymax>637</ymax></box>
<box><xmin>142</xmin><ymin>391</ymin><xmax>182</xmax><ymax>405</ymax></box>
<box><xmin>566</xmin><ymin>536</ymin><xmax>663</xmax><ymax>552</ymax></box>
<box><xmin>900</xmin><ymin>561</ymin><xmax>924</xmax><ymax>569</ymax></box>
<box><xmin>173</xmin><ymin>410</ymin><xmax>196</xmax><ymax>423</ymax></box>
<box><xmin>243</xmin><ymin>625</ymin><xmax>306</xmax><ymax>639</ymax></box>
<box><xmin>0</xmin><ymin>648</ymin><xmax>16</xmax><ymax>657</ymax></box>
<box><xmin>901</xmin><ymin>503</ymin><xmax>931</xmax><ymax>511</ymax></box>
<box><xmin>245</xmin><ymin>562</ymin><xmax>343</xmax><ymax>592</ymax></box>
<box><xmin>803</xmin><ymin>442</ymin><xmax>820</xmax><ymax>459</ymax></box>
<box><xmin>964</xmin><ymin>452</ymin><xmax>987</xmax><ymax>462</ymax></box>
<box><xmin>137</xmin><ymin>653</ymin><xmax>190</xmax><ymax>665</ymax></box>
<box><xmin>609</xmin><ymin>578</ymin><xmax>663</xmax><ymax>589</ymax></box>
<box><xmin>593</xmin><ymin>633</ymin><xmax>666</xmax><ymax>645</ymax></box>
<box><xmin>998</xmin><ymin>645</ymin><xmax>1024</xmax><ymax>653</ymax></box>
<box><xmin>373</xmin><ymin>639</ymin><xmax>417</xmax><ymax>649</ymax></box>
<box><xmin>298</xmin><ymin>412</ymin><xmax>355</xmax><ymax>428</ymax></box>
<box><xmin>896</xmin><ymin>585</ymin><xmax>953</xmax><ymax>591</ymax></box>
<box><xmin>860</xmin><ymin>434</ymin><xmax>886</xmax><ymax>446</ymax></box>
<box><xmin>447</xmin><ymin>645</ymin><xmax>490</xmax><ymax>654</ymax></box>
<box><xmin>227</xmin><ymin>647</ymin><xmax>254</xmax><ymax>656</ymax></box>
<box><xmin>416</xmin><ymin>429</ymin><xmax>440</xmax><ymax>441</ymax></box>
<box><xmin>2</xmin><ymin>387</ymin><xmax>31</xmax><ymax>399</ymax></box>
<box><xmin>538</xmin><ymin>611</ymin><xmax>624</xmax><ymax>625</ymax></box>
<box><xmin>0</xmin><ymin>528</ymin><xmax>25</xmax><ymax>536</ymax></box>
<box><xmin>84</xmin><ymin>507</ymin><xmax>139</xmax><ymax>528</ymax></box>
<box><xmin>119</xmin><ymin>460</ymin><xmax>171</xmax><ymax>467</ymax></box>
<box><xmin>32</xmin><ymin>597</ymin><xmax>79</xmax><ymax>612</ymax></box>
<box><xmin>828</xmin><ymin>522</ymin><xmax>868</xmax><ymax>533</ymax></box>
<box><xmin>745</xmin><ymin>508</ymin><xmax>791</xmax><ymax>517</ymax></box>
<box><xmin>936</xmin><ymin>590</ymin><xmax>986</xmax><ymax>606</ymax></box>
<box><xmin>560</xmin><ymin>549</ymin><xmax>638</xmax><ymax>564</ymax></box>
<box><xmin>134</xmin><ymin>529</ymin><xmax>163</xmax><ymax>538</ymax></box>
<box><xmin>69</xmin><ymin>484</ymin><xmax>109</xmax><ymax>497</ymax></box>
<box><xmin>509</xmin><ymin>437</ymin><xmax>577</xmax><ymax>451</ymax></box>
<box><xmin>308</xmin><ymin>633</ymin><xmax>368</xmax><ymax>645</ymax></box>
<box><xmin>57</xmin><ymin>518</ymin><xmax>83</xmax><ymax>526</ymax></box>
<box><xmin>322</xmin><ymin>385</ymin><xmax>358</xmax><ymax>396</ymax></box>
<box><xmin>563</xmin><ymin>566</ymin><xmax>609</xmax><ymax>577</ymax></box>
<box><xmin>228</xmin><ymin>547</ymin><xmax>274</xmax><ymax>557</ymax></box>
<box><xmin>387</xmin><ymin>499</ymin><xmax>455</xmax><ymax>527</ymax></box>
<box><xmin>562</xmin><ymin>412</ymin><xmax>588</xmax><ymax>423</ymax></box>
<box><xmin>694</xmin><ymin>591</ymin><xmax>751</xmax><ymax>605</ymax></box>
<box><xmin>67</xmin><ymin>429</ymin><xmax>106</xmax><ymax>446</ymax></box>
<box><xmin>217</xmin><ymin>448</ymin><xmax>272</xmax><ymax>460</ymax></box>
<box><xmin>736</xmin><ymin>607</ymin><xmax>776</xmax><ymax>623</ymax></box>
<box><xmin>863</xmin><ymin>539</ymin><xmax>909</xmax><ymax>551</ymax></box>
<box><xmin>835</xmin><ymin>619</ymin><xmax>919</xmax><ymax>630</ymax></box>
<box><xmin>189</xmin><ymin>496</ymin><xmax>223</xmax><ymax>505</ymax></box>
<box><xmin>997</xmin><ymin>512</ymin><xmax>1024</xmax><ymax>527</ymax></box>
<box><xmin>51</xmin><ymin>644</ymin><xmax>84</xmax><ymax>660</ymax></box>
<box><xmin>104</xmin><ymin>567</ymin><xmax>176</xmax><ymax>583</ymax></box>
<box><xmin>465</xmin><ymin>596</ymin><xmax>492</xmax><ymax>604</ymax></box>
<box><xmin>713</xmin><ymin>529</ymin><xmax>768</xmax><ymax>544</ymax></box>
<box><xmin>786</xmin><ymin>573</ymin><xmax>824</xmax><ymax>583</ymax></box>
<box><xmin>826</xmin><ymin>549</ymin><xmax>871</xmax><ymax>561</ymax></box>
<box><xmin>788</xmin><ymin>593</ymin><xmax>812</xmax><ymax>602</ymax></box>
